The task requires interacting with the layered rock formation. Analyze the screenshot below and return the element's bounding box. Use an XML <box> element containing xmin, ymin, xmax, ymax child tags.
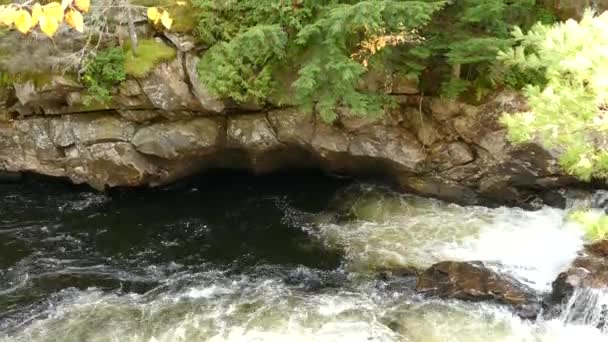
<box><xmin>0</xmin><ymin>73</ymin><xmax>575</xmax><ymax>207</ymax></box>
<box><xmin>0</xmin><ymin>48</ymin><xmax>578</xmax><ymax>207</ymax></box>
<box><xmin>0</xmin><ymin>24</ymin><xmax>581</xmax><ymax>207</ymax></box>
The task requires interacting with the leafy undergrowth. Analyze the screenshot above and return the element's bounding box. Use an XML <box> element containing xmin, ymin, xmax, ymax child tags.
<box><xmin>570</xmin><ymin>210</ymin><xmax>608</xmax><ymax>242</ymax></box>
<box><xmin>123</xmin><ymin>39</ymin><xmax>176</xmax><ymax>78</ymax></box>
<box><xmin>82</xmin><ymin>47</ymin><xmax>126</xmax><ymax>104</ymax></box>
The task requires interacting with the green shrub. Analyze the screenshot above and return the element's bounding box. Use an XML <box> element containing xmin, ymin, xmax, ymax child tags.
<box><xmin>193</xmin><ymin>0</ymin><xmax>556</xmax><ymax>121</ymax></box>
<box><xmin>570</xmin><ymin>210</ymin><xmax>608</xmax><ymax>242</ymax></box>
<box><xmin>123</xmin><ymin>39</ymin><xmax>176</xmax><ymax>78</ymax></box>
<box><xmin>194</xmin><ymin>0</ymin><xmax>444</xmax><ymax>121</ymax></box>
<box><xmin>500</xmin><ymin>10</ymin><xmax>608</xmax><ymax>181</ymax></box>
<box><xmin>197</xmin><ymin>24</ymin><xmax>287</xmax><ymax>107</ymax></box>
<box><xmin>82</xmin><ymin>47</ymin><xmax>126</xmax><ymax>104</ymax></box>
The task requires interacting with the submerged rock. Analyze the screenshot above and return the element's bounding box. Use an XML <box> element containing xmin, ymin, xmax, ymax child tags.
<box><xmin>416</xmin><ymin>261</ymin><xmax>541</xmax><ymax>319</ymax></box>
<box><xmin>283</xmin><ymin>267</ymin><xmax>349</xmax><ymax>292</ymax></box>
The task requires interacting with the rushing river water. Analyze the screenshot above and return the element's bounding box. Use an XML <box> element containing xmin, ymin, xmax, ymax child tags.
<box><xmin>0</xmin><ymin>173</ymin><xmax>606</xmax><ymax>341</ymax></box>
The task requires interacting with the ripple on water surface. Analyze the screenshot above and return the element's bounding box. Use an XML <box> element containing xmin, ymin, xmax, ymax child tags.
<box><xmin>0</xmin><ymin>177</ymin><xmax>603</xmax><ymax>341</ymax></box>
<box><xmin>1</xmin><ymin>271</ymin><xmax>606</xmax><ymax>342</ymax></box>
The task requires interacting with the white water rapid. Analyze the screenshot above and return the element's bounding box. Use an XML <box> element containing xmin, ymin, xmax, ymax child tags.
<box><xmin>1</xmin><ymin>182</ymin><xmax>607</xmax><ymax>341</ymax></box>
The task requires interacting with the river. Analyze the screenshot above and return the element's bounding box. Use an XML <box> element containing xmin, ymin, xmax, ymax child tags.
<box><xmin>0</xmin><ymin>173</ymin><xmax>606</xmax><ymax>341</ymax></box>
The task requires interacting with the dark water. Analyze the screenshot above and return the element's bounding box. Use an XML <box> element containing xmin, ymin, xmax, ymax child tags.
<box><xmin>0</xmin><ymin>172</ymin><xmax>348</xmax><ymax>332</ymax></box>
<box><xmin>2</xmin><ymin>173</ymin><xmax>607</xmax><ymax>341</ymax></box>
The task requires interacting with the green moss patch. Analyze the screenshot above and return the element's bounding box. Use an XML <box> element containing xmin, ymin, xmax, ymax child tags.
<box><xmin>570</xmin><ymin>210</ymin><xmax>608</xmax><ymax>242</ymax></box>
<box><xmin>123</xmin><ymin>39</ymin><xmax>176</xmax><ymax>78</ymax></box>
<box><xmin>0</xmin><ymin>71</ymin><xmax>55</xmax><ymax>88</ymax></box>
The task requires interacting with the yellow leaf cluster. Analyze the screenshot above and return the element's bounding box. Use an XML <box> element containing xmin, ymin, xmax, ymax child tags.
<box><xmin>14</xmin><ymin>10</ymin><xmax>32</xmax><ymax>34</ymax></box>
<box><xmin>74</xmin><ymin>0</ymin><xmax>90</xmax><ymax>13</ymax></box>
<box><xmin>351</xmin><ymin>27</ymin><xmax>423</xmax><ymax>68</ymax></box>
<box><xmin>0</xmin><ymin>1</ymin><xmax>168</xmax><ymax>38</ymax></box>
<box><xmin>0</xmin><ymin>6</ymin><xmax>17</xmax><ymax>27</ymax></box>
<box><xmin>65</xmin><ymin>9</ymin><xmax>84</xmax><ymax>32</ymax></box>
<box><xmin>0</xmin><ymin>1</ymin><xmax>89</xmax><ymax>37</ymax></box>
<box><xmin>147</xmin><ymin>7</ymin><xmax>172</xmax><ymax>30</ymax></box>
<box><xmin>41</xmin><ymin>2</ymin><xmax>63</xmax><ymax>36</ymax></box>
<box><xmin>31</xmin><ymin>3</ymin><xmax>43</xmax><ymax>27</ymax></box>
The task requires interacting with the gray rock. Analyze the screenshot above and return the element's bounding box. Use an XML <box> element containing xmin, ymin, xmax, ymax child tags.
<box><xmin>48</xmin><ymin>115</ymin><xmax>135</xmax><ymax>147</ymax></box>
<box><xmin>64</xmin><ymin>142</ymin><xmax>158</xmax><ymax>190</ymax></box>
<box><xmin>267</xmin><ymin>109</ymin><xmax>314</xmax><ymax>145</ymax></box>
<box><xmin>0</xmin><ymin>83</ymin><xmax>580</xmax><ymax>206</ymax></box>
<box><xmin>429</xmin><ymin>98</ymin><xmax>462</xmax><ymax>120</ymax></box>
<box><xmin>140</xmin><ymin>53</ymin><xmax>202</xmax><ymax>112</ymax></box>
<box><xmin>184</xmin><ymin>53</ymin><xmax>226</xmax><ymax>113</ymax></box>
<box><xmin>349</xmin><ymin>126</ymin><xmax>425</xmax><ymax>172</ymax></box>
<box><xmin>227</xmin><ymin>115</ymin><xmax>280</xmax><ymax>151</ymax></box>
<box><xmin>131</xmin><ymin>118</ymin><xmax>221</xmax><ymax>159</ymax></box>
<box><xmin>118</xmin><ymin>110</ymin><xmax>161</xmax><ymax>123</ymax></box>
<box><xmin>163</xmin><ymin>32</ymin><xmax>197</xmax><ymax>52</ymax></box>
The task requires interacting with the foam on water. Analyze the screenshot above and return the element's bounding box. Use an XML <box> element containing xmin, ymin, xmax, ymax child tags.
<box><xmin>1</xmin><ymin>182</ymin><xmax>606</xmax><ymax>341</ymax></box>
<box><xmin>2</xmin><ymin>273</ymin><xmax>606</xmax><ymax>342</ymax></box>
<box><xmin>560</xmin><ymin>287</ymin><xmax>608</xmax><ymax>333</ymax></box>
<box><xmin>441</xmin><ymin>207</ymin><xmax>584</xmax><ymax>290</ymax></box>
<box><xmin>314</xmin><ymin>185</ymin><xmax>584</xmax><ymax>290</ymax></box>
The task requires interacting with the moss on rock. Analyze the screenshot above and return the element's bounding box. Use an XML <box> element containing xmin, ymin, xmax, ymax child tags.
<box><xmin>124</xmin><ymin>39</ymin><xmax>176</xmax><ymax>78</ymax></box>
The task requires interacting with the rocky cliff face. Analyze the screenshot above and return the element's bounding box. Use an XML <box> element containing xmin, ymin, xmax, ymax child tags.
<box><xmin>0</xmin><ymin>28</ymin><xmax>580</xmax><ymax>207</ymax></box>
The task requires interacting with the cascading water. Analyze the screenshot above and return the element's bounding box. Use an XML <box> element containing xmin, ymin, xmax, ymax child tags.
<box><xmin>312</xmin><ymin>185</ymin><xmax>584</xmax><ymax>291</ymax></box>
<box><xmin>0</xmin><ymin>175</ymin><xmax>606</xmax><ymax>341</ymax></box>
<box><xmin>560</xmin><ymin>287</ymin><xmax>608</xmax><ymax>332</ymax></box>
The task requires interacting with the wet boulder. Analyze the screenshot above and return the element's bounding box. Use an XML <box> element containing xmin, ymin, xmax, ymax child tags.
<box><xmin>552</xmin><ymin>240</ymin><xmax>608</xmax><ymax>304</ymax></box>
<box><xmin>549</xmin><ymin>240</ymin><xmax>608</xmax><ymax>329</ymax></box>
<box><xmin>416</xmin><ymin>261</ymin><xmax>541</xmax><ymax>319</ymax></box>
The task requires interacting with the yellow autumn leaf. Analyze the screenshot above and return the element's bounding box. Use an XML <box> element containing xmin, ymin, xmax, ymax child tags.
<box><xmin>43</xmin><ymin>2</ymin><xmax>64</xmax><ymax>24</ymax></box>
<box><xmin>39</xmin><ymin>14</ymin><xmax>59</xmax><ymax>37</ymax></box>
<box><xmin>65</xmin><ymin>9</ymin><xmax>83</xmax><ymax>32</ymax></box>
<box><xmin>31</xmin><ymin>3</ymin><xmax>43</xmax><ymax>27</ymax></box>
<box><xmin>74</xmin><ymin>0</ymin><xmax>90</xmax><ymax>13</ymax></box>
<box><xmin>160</xmin><ymin>10</ymin><xmax>172</xmax><ymax>30</ymax></box>
<box><xmin>0</xmin><ymin>6</ymin><xmax>17</xmax><ymax>27</ymax></box>
<box><xmin>147</xmin><ymin>7</ymin><xmax>159</xmax><ymax>22</ymax></box>
<box><xmin>14</xmin><ymin>9</ymin><xmax>33</xmax><ymax>34</ymax></box>
<box><xmin>61</xmin><ymin>0</ymin><xmax>73</xmax><ymax>10</ymax></box>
